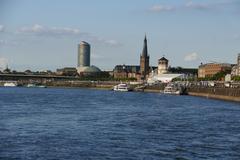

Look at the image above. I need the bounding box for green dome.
[77,66,101,73]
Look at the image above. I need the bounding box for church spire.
[142,34,148,57]
[140,34,150,80]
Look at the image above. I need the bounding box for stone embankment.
[187,87,240,102]
[46,81,118,89]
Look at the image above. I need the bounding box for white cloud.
[18,24,82,36]
[148,1,236,13]
[0,57,8,70]
[17,24,121,47]
[149,5,175,12]
[184,52,198,61]
[185,1,210,10]
[0,25,5,32]
[103,39,122,47]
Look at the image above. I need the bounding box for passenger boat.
[163,83,185,95]
[113,83,130,92]
[26,84,47,88]
[3,82,17,87]
[163,86,181,95]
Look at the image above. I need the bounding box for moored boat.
[162,83,186,95]
[26,84,47,88]
[113,83,130,92]
[3,82,17,87]
[163,86,181,95]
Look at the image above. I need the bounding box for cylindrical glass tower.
[78,41,90,67]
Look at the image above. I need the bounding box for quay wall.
[46,81,115,89]
[187,87,240,102]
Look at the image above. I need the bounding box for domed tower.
[140,35,150,80]
[78,41,90,67]
[158,57,168,75]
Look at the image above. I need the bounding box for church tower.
[140,35,150,80]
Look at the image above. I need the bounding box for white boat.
[26,84,47,88]
[26,84,36,88]
[3,82,17,87]
[163,84,182,95]
[113,83,130,92]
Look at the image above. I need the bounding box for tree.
[211,71,227,81]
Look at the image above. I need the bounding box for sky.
[0,0,240,71]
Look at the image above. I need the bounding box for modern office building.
[78,41,90,67]
[140,35,150,80]
[76,41,101,75]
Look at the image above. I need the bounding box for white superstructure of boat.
[26,84,47,88]
[113,83,130,92]
[163,83,184,95]
[3,82,17,87]
[163,86,180,95]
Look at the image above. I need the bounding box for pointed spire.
[142,34,148,57]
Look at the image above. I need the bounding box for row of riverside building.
[113,35,197,81]
[198,54,240,78]
[55,35,239,82]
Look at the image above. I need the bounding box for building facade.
[198,63,206,78]
[113,65,141,80]
[78,41,90,67]
[198,63,232,78]
[158,57,168,75]
[56,67,78,76]
[231,65,238,76]
[237,53,240,76]
[140,35,150,80]
[77,41,101,75]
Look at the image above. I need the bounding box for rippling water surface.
[0,87,240,160]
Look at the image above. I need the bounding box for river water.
[0,87,240,160]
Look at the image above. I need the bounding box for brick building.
[198,63,232,78]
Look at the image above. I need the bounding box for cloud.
[100,39,122,47]
[0,57,8,70]
[0,25,5,32]
[17,24,121,47]
[148,1,237,13]
[185,1,210,10]
[184,52,198,61]
[149,5,175,12]
[17,24,83,36]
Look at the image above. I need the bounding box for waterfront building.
[237,53,240,76]
[113,65,141,80]
[198,63,206,78]
[113,64,157,80]
[76,41,101,75]
[147,57,184,83]
[231,65,238,76]
[78,41,90,67]
[77,66,101,76]
[140,35,150,80]
[158,57,168,75]
[198,63,232,78]
[56,67,78,76]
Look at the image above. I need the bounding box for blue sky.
[0,0,240,71]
